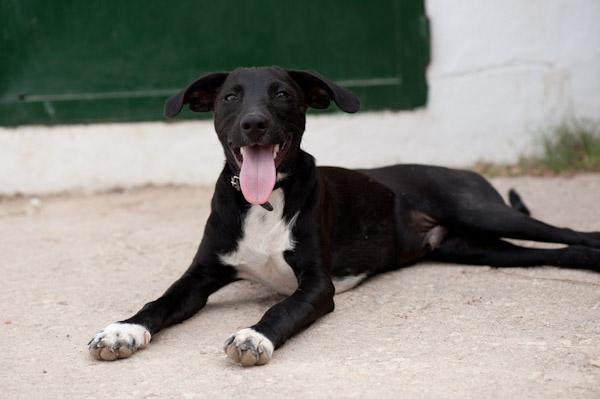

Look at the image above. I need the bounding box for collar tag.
[230,175,240,191]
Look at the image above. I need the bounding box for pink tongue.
[240,145,276,205]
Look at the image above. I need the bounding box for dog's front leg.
[224,266,334,366]
[88,263,235,361]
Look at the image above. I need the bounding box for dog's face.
[165,66,359,204]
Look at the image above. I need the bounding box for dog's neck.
[218,149,319,219]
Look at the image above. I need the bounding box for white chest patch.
[220,189,299,295]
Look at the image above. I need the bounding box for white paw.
[224,328,274,366]
[88,323,151,361]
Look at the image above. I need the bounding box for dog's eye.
[275,91,289,99]
[223,93,238,102]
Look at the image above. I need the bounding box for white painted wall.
[1,0,599,195]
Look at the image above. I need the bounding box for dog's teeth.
[273,144,280,159]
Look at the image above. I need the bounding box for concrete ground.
[1,174,599,399]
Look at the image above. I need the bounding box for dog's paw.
[88,323,151,361]
[224,328,274,366]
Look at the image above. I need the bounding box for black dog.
[89,66,600,366]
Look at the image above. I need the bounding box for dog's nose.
[240,113,269,141]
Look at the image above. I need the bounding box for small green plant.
[538,121,600,173]
[473,120,600,177]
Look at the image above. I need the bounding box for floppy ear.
[164,72,229,118]
[287,69,360,113]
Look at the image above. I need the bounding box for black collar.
[230,175,286,212]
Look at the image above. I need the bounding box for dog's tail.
[508,189,530,216]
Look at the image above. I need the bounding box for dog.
[88,66,600,366]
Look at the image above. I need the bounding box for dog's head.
[164,66,359,205]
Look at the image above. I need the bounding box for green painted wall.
[0,1,429,126]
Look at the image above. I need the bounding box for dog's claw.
[223,335,235,351]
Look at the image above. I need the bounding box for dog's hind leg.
[449,204,600,249]
[427,235,600,272]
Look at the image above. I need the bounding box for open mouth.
[230,140,290,168]
[228,140,290,205]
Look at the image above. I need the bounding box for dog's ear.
[164,72,229,118]
[287,70,360,113]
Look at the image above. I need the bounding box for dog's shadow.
[203,280,285,312]
[146,281,285,345]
